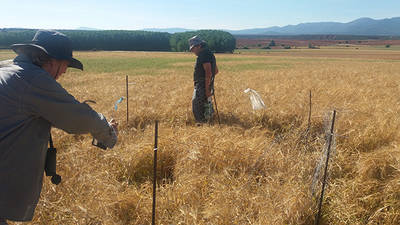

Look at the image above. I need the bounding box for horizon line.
[1,16,399,32]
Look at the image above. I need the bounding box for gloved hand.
[92,118,119,150]
[109,118,119,136]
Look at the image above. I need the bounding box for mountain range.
[74,17,400,36]
[142,28,193,33]
[141,17,400,36]
[227,17,400,36]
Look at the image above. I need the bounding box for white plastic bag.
[244,88,266,110]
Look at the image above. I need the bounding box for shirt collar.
[13,54,34,64]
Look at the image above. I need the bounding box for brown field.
[1,48,400,224]
[237,38,400,49]
[236,48,400,60]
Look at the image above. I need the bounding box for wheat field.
[1,48,400,224]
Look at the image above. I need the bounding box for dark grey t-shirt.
[193,48,216,83]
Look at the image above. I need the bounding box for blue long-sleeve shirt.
[0,55,117,221]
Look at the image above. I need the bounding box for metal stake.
[213,93,221,125]
[315,110,337,225]
[152,121,159,225]
[305,90,312,145]
[126,75,129,125]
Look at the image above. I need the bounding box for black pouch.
[45,133,61,185]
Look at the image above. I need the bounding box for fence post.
[315,110,337,225]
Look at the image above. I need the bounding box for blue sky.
[1,0,399,30]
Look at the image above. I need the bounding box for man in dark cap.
[189,35,219,123]
[0,30,118,224]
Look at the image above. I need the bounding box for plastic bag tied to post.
[244,88,266,110]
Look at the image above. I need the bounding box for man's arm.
[203,62,213,98]
[23,72,117,148]
[215,64,219,75]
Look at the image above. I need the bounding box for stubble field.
[1,47,400,224]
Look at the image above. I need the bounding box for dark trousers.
[192,82,207,123]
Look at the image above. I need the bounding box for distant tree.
[308,42,319,49]
[269,40,276,47]
[170,30,236,53]
[0,29,171,51]
[262,46,271,49]
[0,29,35,48]
[284,46,291,49]
[0,29,236,52]
[386,44,391,48]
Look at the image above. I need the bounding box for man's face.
[191,45,202,56]
[43,59,69,80]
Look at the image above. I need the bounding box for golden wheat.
[2,49,400,225]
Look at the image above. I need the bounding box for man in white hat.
[0,30,118,224]
[189,35,219,123]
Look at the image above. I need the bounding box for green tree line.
[0,29,236,52]
[170,30,236,53]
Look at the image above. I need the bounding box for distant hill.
[142,28,194,33]
[3,17,399,36]
[227,17,400,36]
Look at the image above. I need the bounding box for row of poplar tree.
[0,29,236,53]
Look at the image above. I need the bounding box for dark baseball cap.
[189,35,206,51]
